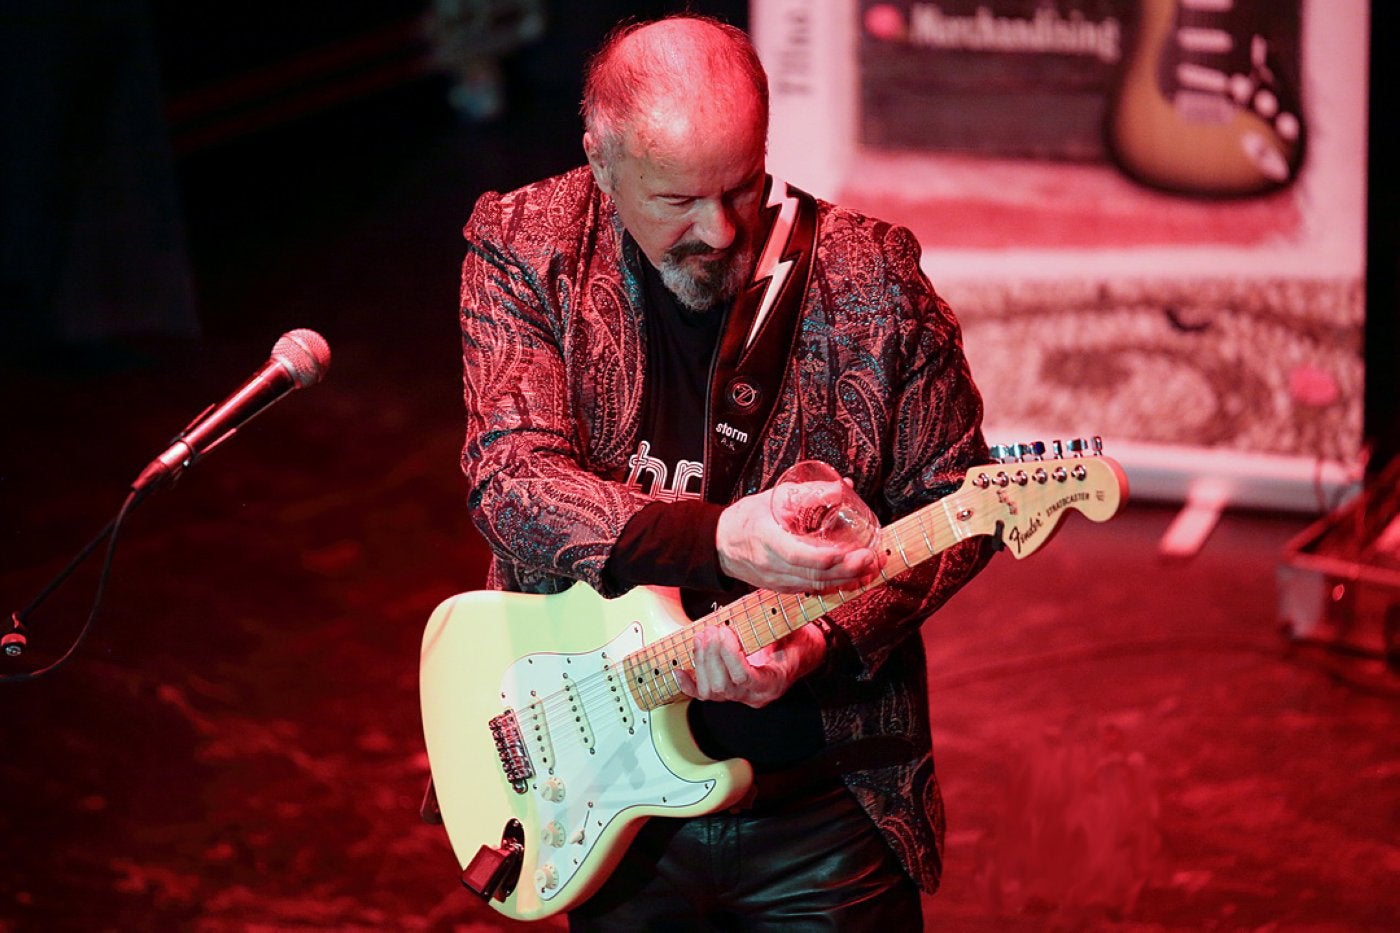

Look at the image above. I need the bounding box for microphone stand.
[3,328,330,679]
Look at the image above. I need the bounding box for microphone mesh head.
[272,329,331,388]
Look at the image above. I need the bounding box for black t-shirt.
[638,256,720,484]
[618,258,824,773]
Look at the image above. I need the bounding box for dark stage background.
[2,2,1396,929]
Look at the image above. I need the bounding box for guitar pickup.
[461,819,524,902]
[559,675,596,753]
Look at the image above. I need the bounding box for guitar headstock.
[955,438,1128,559]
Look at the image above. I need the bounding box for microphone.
[132,329,331,492]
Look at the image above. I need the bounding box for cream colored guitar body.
[420,582,751,922]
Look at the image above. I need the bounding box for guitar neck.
[621,487,976,712]
[619,449,1127,713]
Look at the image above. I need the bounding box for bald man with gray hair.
[454,13,991,930]
[581,17,769,163]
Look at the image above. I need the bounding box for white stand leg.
[1160,478,1232,558]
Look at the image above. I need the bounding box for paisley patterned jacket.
[458,165,991,892]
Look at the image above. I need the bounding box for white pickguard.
[500,624,717,902]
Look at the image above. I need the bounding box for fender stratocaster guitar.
[420,442,1128,921]
[1108,0,1304,197]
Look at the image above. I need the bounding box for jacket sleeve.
[822,223,994,679]
[458,190,653,594]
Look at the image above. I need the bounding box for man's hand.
[674,622,825,708]
[716,486,884,593]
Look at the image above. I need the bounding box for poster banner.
[805,0,1367,477]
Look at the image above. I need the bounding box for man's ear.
[583,132,613,196]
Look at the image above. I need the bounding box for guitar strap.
[703,176,818,505]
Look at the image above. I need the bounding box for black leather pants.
[568,783,923,932]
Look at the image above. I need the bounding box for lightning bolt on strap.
[702,176,818,505]
[745,180,801,354]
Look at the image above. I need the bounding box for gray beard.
[659,243,753,312]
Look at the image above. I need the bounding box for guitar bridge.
[489,710,535,793]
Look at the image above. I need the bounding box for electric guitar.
[1108,0,1304,196]
[419,443,1128,921]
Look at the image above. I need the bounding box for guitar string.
[527,484,983,724]
[513,589,840,748]
[527,481,983,723]
[504,465,1106,756]
[512,498,968,738]
[623,462,1111,710]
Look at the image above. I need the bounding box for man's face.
[587,102,766,311]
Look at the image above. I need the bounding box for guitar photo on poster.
[1108,0,1306,197]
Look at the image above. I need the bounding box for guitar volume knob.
[535,862,560,892]
[540,776,566,802]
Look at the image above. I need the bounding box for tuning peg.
[1091,436,1104,456]
[989,444,1014,463]
[1029,440,1047,460]
[1067,438,1089,456]
[1050,439,1065,458]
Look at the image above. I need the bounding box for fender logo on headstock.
[1005,514,1043,554]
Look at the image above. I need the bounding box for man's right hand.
[715,487,885,593]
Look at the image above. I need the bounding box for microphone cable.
[2,488,142,683]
